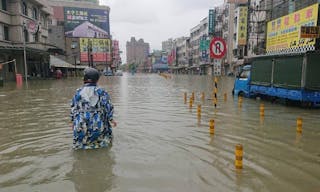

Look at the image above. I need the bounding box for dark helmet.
[83,67,100,83]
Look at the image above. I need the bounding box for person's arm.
[110,119,117,127]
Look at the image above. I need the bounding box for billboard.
[153,55,168,70]
[227,0,248,4]
[237,6,248,45]
[79,38,111,62]
[266,3,319,52]
[64,7,110,38]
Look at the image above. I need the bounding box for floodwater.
[0,73,319,192]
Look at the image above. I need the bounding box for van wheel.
[238,92,244,97]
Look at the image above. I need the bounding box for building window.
[34,33,38,42]
[1,0,7,11]
[32,7,38,20]
[4,25,9,40]
[24,29,29,42]
[22,2,27,15]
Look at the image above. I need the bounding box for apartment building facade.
[126,37,150,70]
[189,17,209,75]
[0,0,53,81]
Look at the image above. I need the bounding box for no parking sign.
[209,37,227,59]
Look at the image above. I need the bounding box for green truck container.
[250,52,320,91]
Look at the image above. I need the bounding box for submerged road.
[0,73,319,192]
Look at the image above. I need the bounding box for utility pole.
[74,55,77,76]
[23,21,28,83]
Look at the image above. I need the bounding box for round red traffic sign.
[210,37,227,59]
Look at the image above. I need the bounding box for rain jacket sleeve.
[98,88,114,122]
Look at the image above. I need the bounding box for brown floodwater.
[0,73,319,192]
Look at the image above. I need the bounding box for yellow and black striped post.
[201,92,205,101]
[184,92,187,104]
[209,119,215,134]
[297,117,303,133]
[260,103,265,116]
[197,104,201,117]
[214,77,218,108]
[235,144,243,169]
[189,97,193,108]
[192,91,195,102]
[238,96,243,108]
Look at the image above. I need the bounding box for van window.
[239,70,250,78]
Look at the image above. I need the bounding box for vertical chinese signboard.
[266,3,318,53]
[79,38,111,62]
[237,6,248,45]
[208,9,215,35]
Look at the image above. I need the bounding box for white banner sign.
[213,59,221,76]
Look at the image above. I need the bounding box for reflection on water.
[0,74,319,192]
[68,149,115,192]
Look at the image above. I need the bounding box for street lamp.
[71,41,77,76]
[87,39,92,67]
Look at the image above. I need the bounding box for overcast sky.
[100,0,224,63]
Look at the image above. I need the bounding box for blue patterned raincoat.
[71,83,114,149]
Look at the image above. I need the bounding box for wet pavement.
[0,73,319,192]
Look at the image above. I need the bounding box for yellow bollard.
[214,77,218,83]
[209,119,215,134]
[214,87,218,94]
[296,117,302,133]
[192,92,195,101]
[214,97,217,107]
[201,92,205,101]
[184,92,187,104]
[197,104,201,117]
[238,96,243,108]
[260,103,265,116]
[235,144,243,169]
[224,93,227,102]
[189,97,193,108]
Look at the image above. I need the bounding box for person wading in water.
[70,67,117,149]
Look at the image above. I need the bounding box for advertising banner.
[266,3,318,52]
[237,6,248,45]
[79,38,111,62]
[227,0,248,4]
[153,55,168,70]
[64,7,110,38]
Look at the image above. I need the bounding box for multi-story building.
[189,17,209,75]
[162,38,174,55]
[126,37,149,71]
[0,0,54,81]
[247,0,267,57]
[48,0,111,71]
[112,40,122,70]
[174,37,189,74]
[221,3,235,75]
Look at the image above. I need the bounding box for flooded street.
[0,73,320,192]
